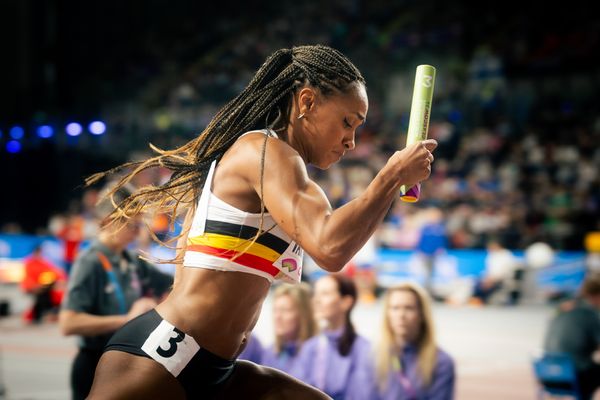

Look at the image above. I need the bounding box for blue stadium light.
[66,122,83,136]
[88,121,106,135]
[9,126,24,140]
[37,125,54,138]
[6,140,22,153]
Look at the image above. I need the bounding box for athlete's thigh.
[214,360,331,400]
[88,350,186,400]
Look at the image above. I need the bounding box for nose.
[343,137,355,150]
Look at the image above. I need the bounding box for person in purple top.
[238,333,264,364]
[374,282,455,400]
[261,283,317,374]
[292,274,377,400]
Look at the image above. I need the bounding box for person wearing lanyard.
[59,184,174,400]
[261,283,317,375]
[292,274,376,400]
[373,282,455,400]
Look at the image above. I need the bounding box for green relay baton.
[400,64,436,202]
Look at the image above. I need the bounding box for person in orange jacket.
[21,244,67,323]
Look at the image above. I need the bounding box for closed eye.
[343,118,352,129]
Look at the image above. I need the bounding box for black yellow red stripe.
[203,220,289,254]
[186,244,280,277]
[187,233,280,261]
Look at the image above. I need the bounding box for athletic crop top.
[183,129,303,284]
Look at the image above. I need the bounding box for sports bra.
[183,129,303,284]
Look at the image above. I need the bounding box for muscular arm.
[238,134,436,272]
[268,156,398,271]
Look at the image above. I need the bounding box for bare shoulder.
[221,131,308,187]
[235,131,303,163]
[212,131,309,213]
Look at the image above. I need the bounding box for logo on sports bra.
[281,258,298,272]
[273,241,303,282]
[291,243,302,255]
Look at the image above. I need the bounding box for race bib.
[142,320,200,377]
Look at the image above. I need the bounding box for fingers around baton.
[422,139,438,151]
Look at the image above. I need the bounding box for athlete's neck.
[285,121,312,165]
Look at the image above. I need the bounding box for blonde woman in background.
[374,282,455,400]
[261,283,317,374]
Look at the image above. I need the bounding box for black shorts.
[105,309,235,398]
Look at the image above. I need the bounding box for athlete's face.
[386,289,423,344]
[301,83,368,169]
[273,294,300,341]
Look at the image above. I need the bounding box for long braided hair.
[87,45,365,254]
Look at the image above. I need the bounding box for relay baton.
[399,64,436,202]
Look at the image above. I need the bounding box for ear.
[297,87,316,115]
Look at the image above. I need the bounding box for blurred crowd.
[2,3,598,252]
[13,2,594,254]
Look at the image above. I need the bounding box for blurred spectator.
[237,334,264,364]
[344,236,378,303]
[80,189,101,240]
[150,213,171,242]
[261,283,317,375]
[471,239,520,305]
[374,283,455,399]
[20,244,67,324]
[57,214,85,275]
[0,222,23,234]
[543,273,600,400]
[58,183,173,400]
[584,231,600,274]
[292,274,376,399]
[416,207,448,296]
